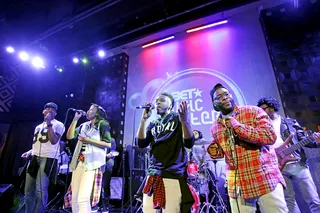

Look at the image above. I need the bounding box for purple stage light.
[19,52,29,61]
[32,57,45,68]
[98,50,105,57]
[73,57,79,63]
[6,46,14,53]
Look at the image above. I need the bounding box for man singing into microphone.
[207,84,288,213]
[136,92,195,213]
[21,102,65,213]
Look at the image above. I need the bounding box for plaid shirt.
[143,175,166,209]
[208,105,285,199]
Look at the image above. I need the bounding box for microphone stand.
[48,152,72,213]
[121,142,126,213]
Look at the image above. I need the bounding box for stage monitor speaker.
[110,177,123,200]
[0,184,24,213]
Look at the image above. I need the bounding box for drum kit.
[186,140,229,213]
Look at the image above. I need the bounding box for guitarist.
[258,96,320,213]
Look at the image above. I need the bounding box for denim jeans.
[282,163,320,213]
[24,157,50,213]
[71,161,96,213]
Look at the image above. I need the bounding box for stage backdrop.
[124,8,283,145]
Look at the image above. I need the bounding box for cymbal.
[206,158,224,161]
[194,140,212,145]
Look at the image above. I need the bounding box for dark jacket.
[280,117,319,164]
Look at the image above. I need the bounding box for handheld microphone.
[136,104,154,110]
[70,108,86,116]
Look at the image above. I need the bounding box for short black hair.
[160,92,175,109]
[210,83,227,102]
[257,96,280,112]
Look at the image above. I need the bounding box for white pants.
[229,183,288,213]
[143,178,182,213]
[71,161,95,213]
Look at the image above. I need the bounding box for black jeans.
[101,158,114,206]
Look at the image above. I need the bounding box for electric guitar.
[106,150,119,159]
[275,134,315,170]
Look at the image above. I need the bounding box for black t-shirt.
[137,112,194,178]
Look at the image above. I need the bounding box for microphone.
[70,108,86,116]
[65,147,72,156]
[136,104,154,110]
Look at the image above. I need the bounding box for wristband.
[47,124,53,128]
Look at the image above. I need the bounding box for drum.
[187,161,199,179]
[188,183,200,213]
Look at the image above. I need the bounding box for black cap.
[210,83,226,101]
[44,102,58,111]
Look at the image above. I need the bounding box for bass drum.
[186,161,199,180]
[188,183,200,213]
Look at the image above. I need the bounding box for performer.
[207,83,288,213]
[57,141,70,175]
[65,103,112,213]
[136,92,195,213]
[21,102,65,213]
[257,96,320,213]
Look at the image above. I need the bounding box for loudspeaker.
[110,177,123,199]
[0,184,24,213]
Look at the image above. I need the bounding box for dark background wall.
[261,0,320,132]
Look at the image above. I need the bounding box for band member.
[22,102,65,213]
[66,103,112,213]
[258,96,320,213]
[207,83,288,213]
[136,92,195,213]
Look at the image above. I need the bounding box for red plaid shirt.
[208,105,285,199]
[143,176,166,209]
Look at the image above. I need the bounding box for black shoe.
[101,205,109,213]
[91,205,99,212]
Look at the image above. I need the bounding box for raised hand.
[44,112,53,125]
[142,101,153,121]
[73,111,83,121]
[178,100,189,123]
[314,132,320,144]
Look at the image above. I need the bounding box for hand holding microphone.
[70,108,86,121]
[138,102,154,121]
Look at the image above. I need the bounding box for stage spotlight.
[58,68,63,72]
[82,58,88,64]
[98,50,105,57]
[19,52,29,61]
[6,46,14,53]
[32,57,45,68]
[73,57,79,63]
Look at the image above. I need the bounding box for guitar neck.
[284,135,314,155]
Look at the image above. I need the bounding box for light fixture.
[142,36,175,48]
[98,50,105,57]
[73,57,79,63]
[32,57,45,68]
[19,51,29,61]
[82,58,88,64]
[6,46,14,53]
[186,20,228,33]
